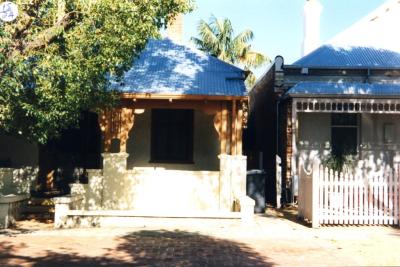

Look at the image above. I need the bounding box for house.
[247,0,400,225]
[75,36,249,214]
[0,16,255,228]
[58,35,254,226]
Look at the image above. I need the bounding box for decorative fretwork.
[294,98,400,113]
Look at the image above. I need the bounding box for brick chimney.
[302,0,323,56]
[167,14,183,42]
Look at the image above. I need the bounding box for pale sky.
[183,0,387,74]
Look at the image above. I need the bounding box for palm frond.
[242,51,269,68]
[190,37,206,50]
[196,19,219,54]
[245,71,257,89]
[190,15,269,70]
[233,30,254,46]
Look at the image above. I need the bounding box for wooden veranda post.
[231,100,237,155]
[236,103,243,155]
[221,102,228,155]
[98,107,134,153]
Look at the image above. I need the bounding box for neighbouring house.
[247,0,400,226]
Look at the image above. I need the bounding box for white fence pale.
[298,161,400,227]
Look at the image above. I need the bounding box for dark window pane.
[331,127,357,156]
[151,109,194,163]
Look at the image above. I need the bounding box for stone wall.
[0,194,30,228]
[70,153,247,213]
[0,167,37,195]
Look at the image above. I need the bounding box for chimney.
[167,14,184,42]
[302,0,323,56]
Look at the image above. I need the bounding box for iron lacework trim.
[293,98,400,114]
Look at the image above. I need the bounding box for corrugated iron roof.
[287,82,400,98]
[293,45,400,68]
[293,0,400,68]
[110,38,247,96]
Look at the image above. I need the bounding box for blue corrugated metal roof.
[110,38,247,96]
[287,82,400,97]
[293,45,400,68]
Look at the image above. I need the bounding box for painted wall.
[297,113,331,168]
[0,134,38,168]
[360,113,400,166]
[126,109,220,171]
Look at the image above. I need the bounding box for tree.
[0,0,193,144]
[190,15,268,88]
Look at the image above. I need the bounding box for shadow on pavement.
[260,206,311,227]
[0,229,274,266]
[0,216,54,237]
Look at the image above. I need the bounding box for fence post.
[311,159,320,228]
[276,155,282,209]
[297,161,305,219]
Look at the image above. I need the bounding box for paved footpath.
[1,210,400,266]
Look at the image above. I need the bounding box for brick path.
[1,208,400,266]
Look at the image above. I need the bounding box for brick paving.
[0,208,400,266]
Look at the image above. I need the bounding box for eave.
[120,93,248,101]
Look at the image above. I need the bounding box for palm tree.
[191,15,269,87]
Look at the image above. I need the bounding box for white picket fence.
[298,161,400,227]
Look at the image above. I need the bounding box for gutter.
[287,94,400,99]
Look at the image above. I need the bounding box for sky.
[183,0,387,75]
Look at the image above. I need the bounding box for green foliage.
[190,15,269,88]
[323,152,355,173]
[0,0,193,144]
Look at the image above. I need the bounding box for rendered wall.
[297,113,331,168]
[75,170,221,212]
[72,153,247,213]
[126,110,220,171]
[360,113,400,166]
[102,169,220,211]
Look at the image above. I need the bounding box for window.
[151,109,194,163]
[331,113,358,157]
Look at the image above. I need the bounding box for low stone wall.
[0,168,35,229]
[62,152,253,228]
[53,197,255,228]
[71,169,221,212]
[104,169,221,211]
[70,169,103,210]
[0,167,37,195]
[0,194,30,228]
[53,195,84,228]
[70,153,248,213]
